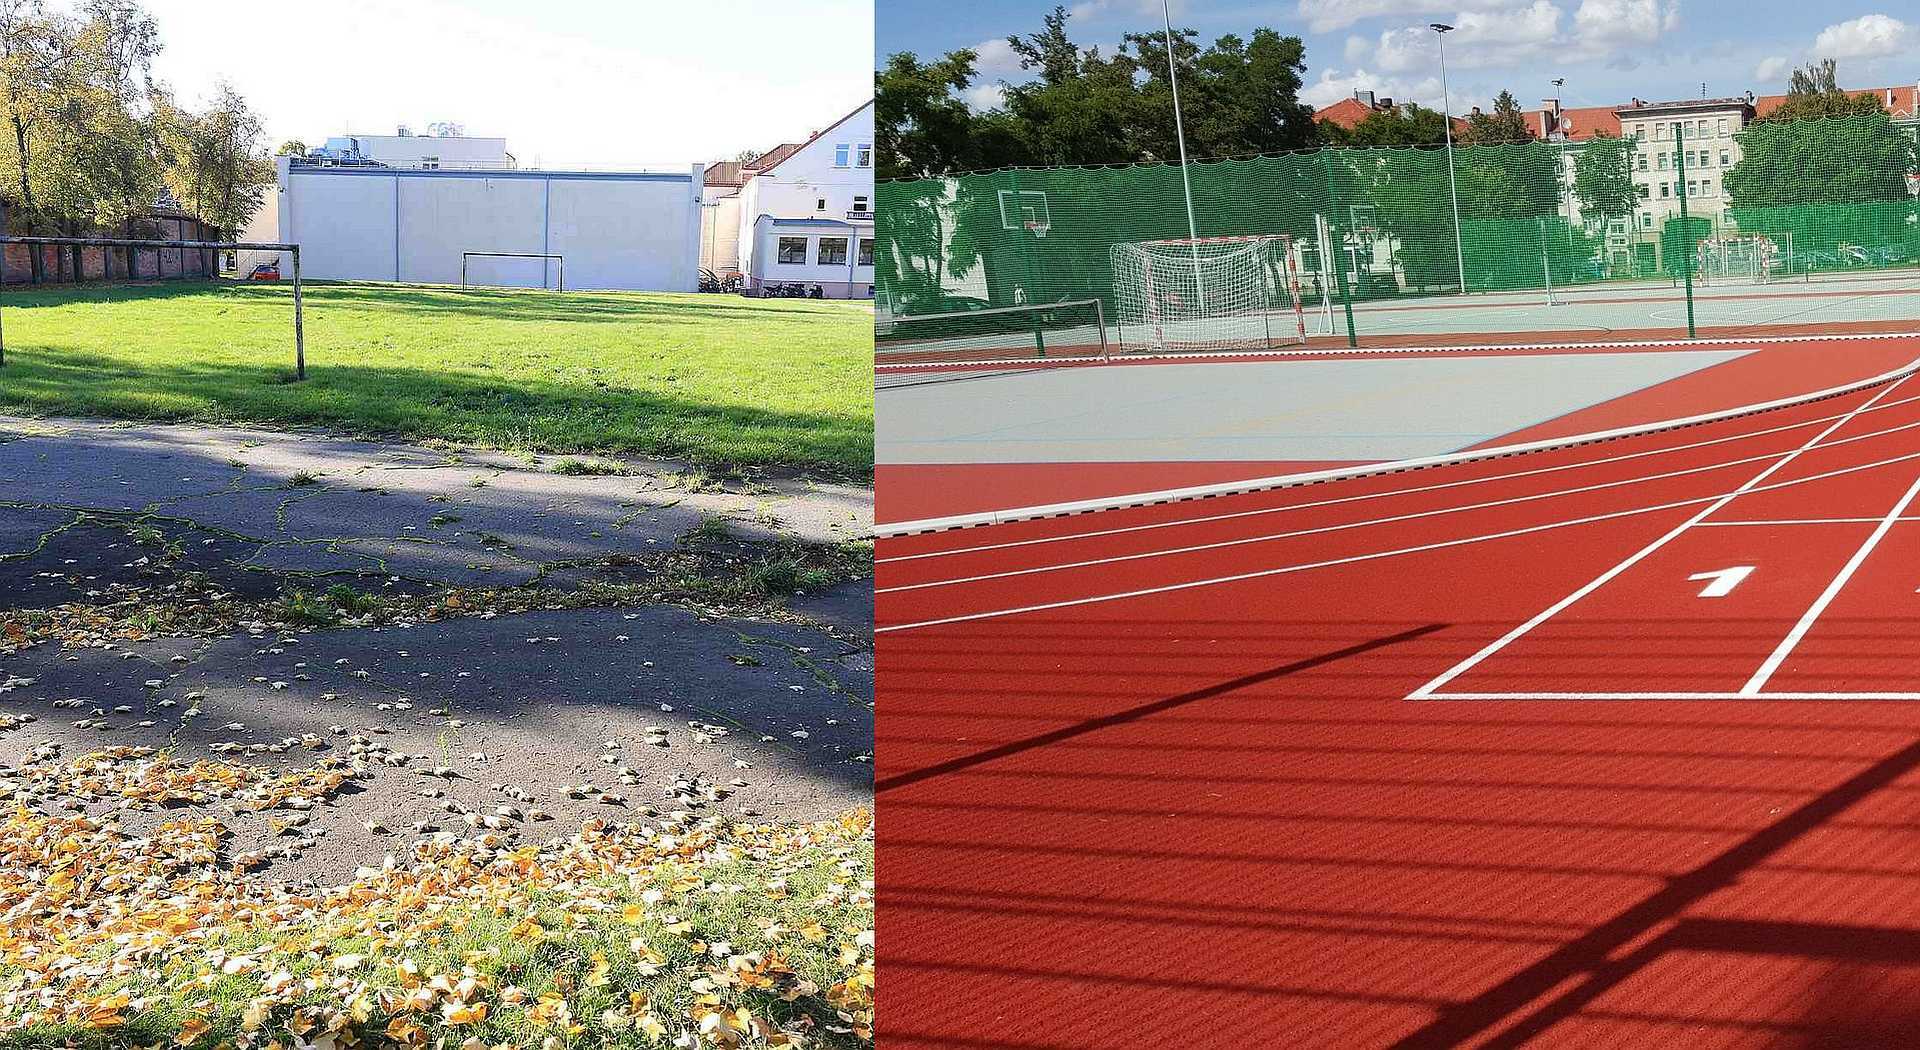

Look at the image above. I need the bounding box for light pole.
[1431,23,1467,294]
[1162,0,1203,306]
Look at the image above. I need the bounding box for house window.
[1720,150,1730,165]
[853,195,869,213]
[817,237,848,266]
[777,237,807,265]
[1642,213,1653,229]
[833,143,850,167]
[1638,184,1650,199]
[1656,152,1666,170]
[421,156,439,170]
[1717,118,1727,136]
[858,237,874,266]
[817,197,827,211]
[1634,124,1645,140]
[1638,154,1648,171]
[1659,183,1669,198]
[856,143,872,167]
[1701,178,1713,196]
[1655,122,1665,138]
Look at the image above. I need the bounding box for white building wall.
[702,193,743,272]
[279,162,704,292]
[746,216,875,298]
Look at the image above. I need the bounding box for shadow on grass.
[0,347,873,477]
[0,277,868,327]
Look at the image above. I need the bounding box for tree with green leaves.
[1460,90,1533,145]
[153,80,272,238]
[1319,103,1449,147]
[1761,59,1887,122]
[276,139,306,157]
[1572,131,1635,223]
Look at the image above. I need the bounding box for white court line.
[876,434,1920,634]
[879,388,1920,566]
[1739,472,1920,695]
[1403,374,1915,700]
[878,409,1920,595]
[1419,691,1920,701]
[879,351,1920,536]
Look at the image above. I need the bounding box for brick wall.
[0,211,221,284]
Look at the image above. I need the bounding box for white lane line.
[1420,691,1920,701]
[879,409,1920,596]
[880,389,1920,566]
[1403,375,1914,700]
[876,434,1920,634]
[1738,471,1920,695]
[1699,518,1920,527]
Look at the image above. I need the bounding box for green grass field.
[0,281,872,476]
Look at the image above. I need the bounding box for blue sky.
[877,1,1919,118]
[137,0,872,170]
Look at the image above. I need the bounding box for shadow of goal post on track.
[0,235,307,380]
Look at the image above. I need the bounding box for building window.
[1638,154,1648,171]
[1717,118,1728,136]
[1659,183,1669,198]
[777,237,807,265]
[856,143,872,168]
[1701,178,1713,196]
[1656,152,1667,170]
[817,237,848,266]
[1655,122,1665,138]
[1638,184,1650,199]
[853,195,869,213]
[1634,124,1645,140]
[1720,150,1730,165]
[833,143,850,167]
[858,238,874,266]
[421,157,439,170]
[1642,213,1653,229]
[816,197,826,211]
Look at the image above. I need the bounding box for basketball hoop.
[1025,220,1049,239]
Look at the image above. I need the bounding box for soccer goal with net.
[1697,234,1790,284]
[1110,235,1314,353]
[461,251,565,291]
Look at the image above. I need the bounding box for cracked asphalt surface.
[0,414,874,883]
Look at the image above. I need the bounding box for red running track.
[876,341,1920,1048]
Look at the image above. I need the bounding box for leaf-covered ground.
[0,747,873,1048]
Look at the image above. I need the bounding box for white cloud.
[964,83,1008,111]
[1343,35,1371,64]
[1368,0,1676,74]
[1812,14,1913,60]
[971,38,1023,79]
[1294,0,1537,34]
[1754,55,1791,83]
[1301,67,1446,111]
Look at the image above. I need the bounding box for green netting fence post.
[1320,150,1358,347]
[1674,125,1696,339]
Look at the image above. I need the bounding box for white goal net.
[1697,234,1789,284]
[1110,235,1311,353]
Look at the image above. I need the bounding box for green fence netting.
[877,112,1920,346]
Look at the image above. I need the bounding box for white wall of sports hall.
[273,158,706,292]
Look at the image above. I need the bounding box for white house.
[734,101,875,298]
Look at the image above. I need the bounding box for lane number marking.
[1689,565,1755,598]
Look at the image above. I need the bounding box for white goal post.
[1110,235,1316,353]
[461,251,565,291]
[1697,233,1791,284]
[0,235,306,379]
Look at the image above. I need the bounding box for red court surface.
[877,334,1920,1048]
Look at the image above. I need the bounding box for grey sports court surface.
[877,346,1750,464]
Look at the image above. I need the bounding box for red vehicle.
[245,262,280,281]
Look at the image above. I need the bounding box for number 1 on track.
[1689,565,1755,598]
